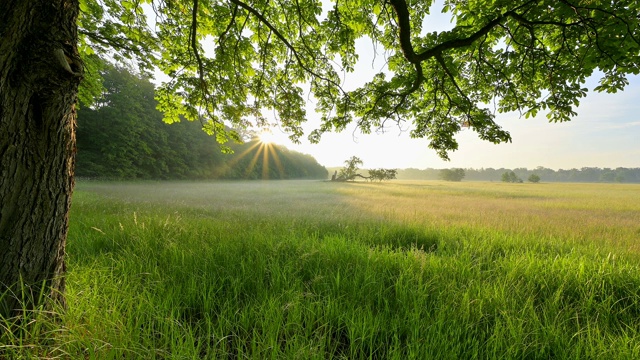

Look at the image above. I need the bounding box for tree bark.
[0,0,81,318]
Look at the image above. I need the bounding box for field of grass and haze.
[3,180,640,359]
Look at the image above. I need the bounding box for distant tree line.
[396,167,640,183]
[76,64,327,180]
[439,168,465,182]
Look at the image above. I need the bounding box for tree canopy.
[338,156,365,181]
[528,174,541,183]
[78,0,640,158]
[368,168,398,182]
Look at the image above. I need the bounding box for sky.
[256,1,640,170]
[154,0,640,170]
[270,73,640,170]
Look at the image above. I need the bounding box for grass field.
[2,180,640,359]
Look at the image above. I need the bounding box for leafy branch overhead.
[79,0,640,159]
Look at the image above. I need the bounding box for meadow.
[2,180,640,359]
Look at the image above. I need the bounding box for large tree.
[2,0,639,316]
[1,0,83,317]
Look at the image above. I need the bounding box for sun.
[259,130,278,144]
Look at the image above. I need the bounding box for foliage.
[77,0,640,159]
[77,64,327,180]
[77,54,105,107]
[337,156,363,181]
[439,168,466,182]
[599,171,625,183]
[368,168,398,182]
[334,157,395,182]
[502,171,523,183]
[528,174,541,183]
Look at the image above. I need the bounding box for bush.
[502,171,522,183]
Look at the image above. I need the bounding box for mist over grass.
[3,180,640,358]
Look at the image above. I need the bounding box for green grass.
[2,180,640,359]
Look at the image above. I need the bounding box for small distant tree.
[528,174,541,183]
[368,169,382,181]
[384,169,398,181]
[338,156,363,181]
[369,168,398,182]
[439,168,465,182]
[333,157,396,182]
[502,171,522,183]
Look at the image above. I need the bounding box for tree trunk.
[0,0,81,318]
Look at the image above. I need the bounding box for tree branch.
[217,4,238,47]
[79,29,142,56]
[229,0,347,96]
[190,0,204,84]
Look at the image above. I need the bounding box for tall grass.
[2,180,640,358]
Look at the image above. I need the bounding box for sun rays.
[223,135,285,179]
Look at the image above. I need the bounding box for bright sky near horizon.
[154,0,640,170]
[259,0,640,170]
[270,73,640,170]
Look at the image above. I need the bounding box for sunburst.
[259,129,278,144]
[223,132,285,179]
